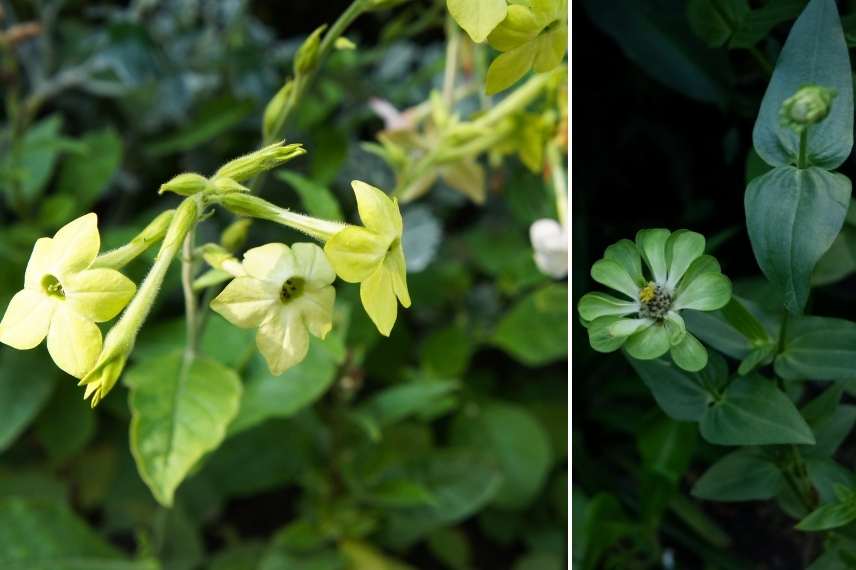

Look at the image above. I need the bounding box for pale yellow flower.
[211,242,336,375]
[0,213,136,378]
[324,181,410,337]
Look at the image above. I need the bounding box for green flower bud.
[263,81,294,141]
[780,85,837,133]
[294,25,327,76]
[199,243,244,277]
[159,173,210,196]
[220,218,252,252]
[334,36,356,50]
[213,141,306,183]
[210,176,250,194]
[216,193,343,242]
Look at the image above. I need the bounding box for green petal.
[590,259,640,300]
[47,303,101,378]
[603,239,645,287]
[577,292,638,322]
[532,22,567,72]
[487,4,541,52]
[51,213,100,276]
[0,289,55,350]
[210,277,278,328]
[624,323,671,360]
[587,316,627,353]
[24,238,55,290]
[65,268,136,322]
[360,266,398,337]
[352,180,402,238]
[663,311,687,345]
[485,42,536,95]
[294,286,335,339]
[674,273,732,311]
[385,242,411,308]
[291,242,336,288]
[670,333,708,372]
[608,318,653,338]
[665,230,705,289]
[256,309,310,375]
[242,243,296,285]
[676,255,721,297]
[324,226,388,283]
[635,228,671,284]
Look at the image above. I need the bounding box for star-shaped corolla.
[211,242,336,375]
[323,181,411,337]
[0,213,136,378]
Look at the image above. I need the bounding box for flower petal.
[603,239,644,287]
[256,309,310,375]
[352,180,402,238]
[24,238,55,290]
[635,228,670,284]
[242,243,296,284]
[294,286,335,339]
[51,213,100,276]
[673,273,732,311]
[608,318,653,338]
[47,304,101,378]
[324,226,388,283]
[665,230,705,289]
[578,292,638,322]
[385,242,411,308]
[210,276,279,328]
[64,268,136,322]
[670,333,708,372]
[624,323,671,360]
[291,242,336,287]
[0,290,55,349]
[676,255,721,296]
[663,310,687,345]
[360,266,398,336]
[587,316,627,353]
[590,259,640,300]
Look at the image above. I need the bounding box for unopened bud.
[210,176,250,194]
[220,219,252,252]
[159,173,209,196]
[214,141,306,183]
[294,25,327,76]
[335,37,356,50]
[263,81,294,141]
[199,243,245,276]
[780,85,837,134]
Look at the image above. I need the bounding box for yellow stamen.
[639,282,656,303]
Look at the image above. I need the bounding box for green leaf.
[420,324,474,377]
[629,354,726,421]
[353,379,460,440]
[745,166,851,314]
[447,0,508,42]
[700,374,815,445]
[813,224,856,286]
[686,0,750,47]
[775,316,856,381]
[492,284,568,366]
[0,348,57,453]
[752,0,853,169]
[797,495,856,531]
[807,457,856,503]
[276,170,343,221]
[637,415,696,484]
[692,448,783,501]
[128,351,242,506]
[228,337,338,436]
[729,0,807,48]
[485,42,536,96]
[0,115,68,206]
[56,127,122,210]
[34,378,96,464]
[147,97,255,157]
[719,297,770,345]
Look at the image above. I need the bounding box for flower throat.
[638,282,671,320]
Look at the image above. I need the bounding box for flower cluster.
[578,229,732,372]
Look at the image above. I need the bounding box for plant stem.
[798,129,809,169]
[442,12,460,107]
[546,142,567,227]
[181,231,198,360]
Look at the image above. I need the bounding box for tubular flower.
[0,214,136,378]
[577,229,732,372]
[211,242,336,375]
[324,181,411,336]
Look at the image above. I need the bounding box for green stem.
[468,70,555,131]
[181,231,198,360]
[546,142,567,227]
[798,129,809,169]
[442,12,460,107]
[92,210,175,270]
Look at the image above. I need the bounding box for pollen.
[639,282,672,320]
[639,282,656,303]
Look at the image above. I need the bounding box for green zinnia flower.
[578,229,732,372]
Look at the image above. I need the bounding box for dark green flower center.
[638,282,671,320]
[42,274,65,299]
[280,277,304,303]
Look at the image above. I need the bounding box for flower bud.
[214,141,306,183]
[780,85,837,133]
[159,173,210,196]
[199,243,244,277]
[217,193,343,242]
[335,37,356,50]
[294,25,327,76]
[263,81,294,141]
[220,218,252,252]
[210,176,250,194]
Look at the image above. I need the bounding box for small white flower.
[530,218,568,279]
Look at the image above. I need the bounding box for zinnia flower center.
[42,274,65,299]
[280,277,304,303]
[638,281,671,320]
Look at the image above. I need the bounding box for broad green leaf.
[147,97,255,157]
[729,0,807,48]
[128,351,242,506]
[0,115,69,206]
[700,374,815,445]
[692,448,783,501]
[447,0,508,42]
[637,415,696,484]
[34,378,96,463]
[56,127,122,210]
[745,166,851,314]
[775,316,856,380]
[420,324,474,377]
[492,284,568,366]
[752,0,853,169]
[228,338,338,436]
[276,170,343,221]
[808,457,856,504]
[353,379,459,440]
[797,496,856,531]
[0,348,57,453]
[686,0,750,47]
[485,42,536,96]
[813,225,856,286]
[629,354,726,421]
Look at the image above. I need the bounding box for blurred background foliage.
[0,0,568,568]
